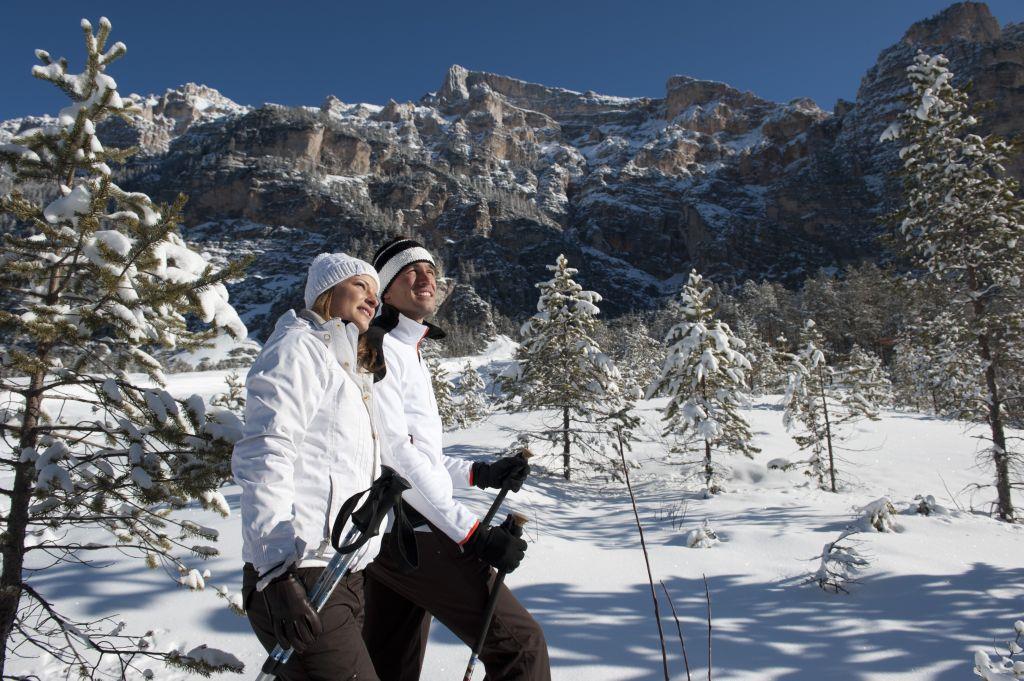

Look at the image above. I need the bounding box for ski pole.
[256,467,411,681]
[461,512,528,681]
[480,448,532,528]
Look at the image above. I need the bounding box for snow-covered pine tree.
[735,317,785,396]
[211,370,246,415]
[648,270,758,495]
[783,320,838,491]
[498,254,623,480]
[629,320,666,397]
[840,262,906,358]
[891,340,935,412]
[881,51,1024,521]
[734,279,800,347]
[455,361,489,426]
[600,314,664,399]
[0,19,247,677]
[424,351,460,430]
[801,270,849,353]
[839,345,893,411]
[783,322,883,492]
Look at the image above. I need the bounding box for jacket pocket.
[326,471,354,548]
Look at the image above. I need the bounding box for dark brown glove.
[261,568,322,653]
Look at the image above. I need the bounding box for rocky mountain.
[4,2,1024,344]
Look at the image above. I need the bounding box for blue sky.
[2,1,1023,120]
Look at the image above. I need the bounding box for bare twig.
[938,473,966,513]
[703,574,712,681]
[617,427,670,680]
[659,580,692,681]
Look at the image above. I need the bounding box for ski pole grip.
[334,466,411,553]
[502,512,528,538]
[353,466,411,534]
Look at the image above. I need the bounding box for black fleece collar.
[371,304,446,340]
[364,305,446,382]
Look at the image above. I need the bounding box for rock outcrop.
[7,2,1022,343]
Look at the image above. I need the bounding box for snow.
[43,183,92,225]
[166,332,261,371]
[0,143,41,162]
[181,645,244,672]
[4,359,1023,680]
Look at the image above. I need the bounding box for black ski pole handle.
[462,513,528,681]
[331,466,411,553]
[481,449,532,528]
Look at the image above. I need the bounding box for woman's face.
[328,274,379,332]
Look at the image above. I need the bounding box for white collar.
[390,312,430,346]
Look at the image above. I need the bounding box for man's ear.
[382,289,392,305]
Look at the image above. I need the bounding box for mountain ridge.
[3,2,1022,344]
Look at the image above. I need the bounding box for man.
[363,237,550,680]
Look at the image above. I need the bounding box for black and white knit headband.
[373,238,436,293]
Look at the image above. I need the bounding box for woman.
[232,252,383,680]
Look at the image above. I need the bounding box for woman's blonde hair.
[309,284,379,373]
[310,287,335,321]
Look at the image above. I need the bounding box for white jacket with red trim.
[369,306,479,544]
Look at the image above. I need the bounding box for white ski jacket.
[232,309,382,589]
[369,306,478,544]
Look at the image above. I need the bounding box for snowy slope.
[7,364,1023,680]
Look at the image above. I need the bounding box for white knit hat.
[303,252,380,310]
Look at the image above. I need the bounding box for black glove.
[472,456,530,492]
[261,568,322,653]
[465,523,528,573]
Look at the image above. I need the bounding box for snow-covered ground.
[7,346,1023,680]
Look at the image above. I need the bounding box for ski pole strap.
[330,466,417,572]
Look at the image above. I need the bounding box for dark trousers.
[363,529,550,681]
[242,563,380,681]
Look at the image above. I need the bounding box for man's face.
[383,261,437,322]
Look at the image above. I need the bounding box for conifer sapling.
[0,18,248,677]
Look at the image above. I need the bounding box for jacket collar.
[296,308,361,370]
[372,304,446,345]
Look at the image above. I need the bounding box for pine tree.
[425,351,460,430]
[0,19,247,676]
[735,317,785,396]
[734,280,800,346]
[783,320,839,491]
[881,51,1024,520]
[783,322,883,492]
[891,340,934,411]
[597,314,664,399]
[455,361,489,426]
[801,270,848,352]
[498,254,623,480]
[839,345,893,412]
[648,270,758,495]
[620,319,665,398]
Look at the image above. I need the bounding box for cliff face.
[4,2,1022,342]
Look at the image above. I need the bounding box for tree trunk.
[562,406,571,481]
[818,369,837,493]
[704,440,713,492]
[968,268,1014,522]
[0,369,45,675]
[977,331,1014,521]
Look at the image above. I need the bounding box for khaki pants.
[242,563,380,681]
[363,529,550,681]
